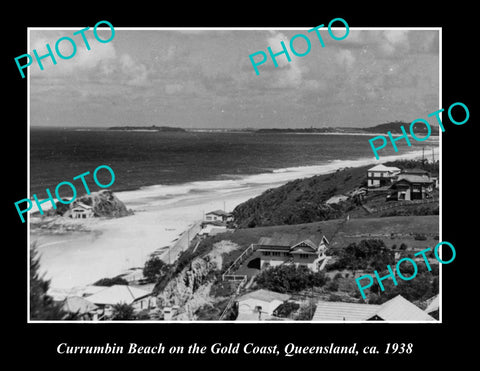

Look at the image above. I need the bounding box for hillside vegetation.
[232,160,439,228]
[233,166,369,228]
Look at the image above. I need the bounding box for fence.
[218,275,248,320]
[221,243,258,280]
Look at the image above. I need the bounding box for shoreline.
[32,147,436,297]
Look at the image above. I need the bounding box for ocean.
[30,127,439,290]
[30,128,439,198]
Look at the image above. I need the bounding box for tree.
[30,245,67,320]
[111,303,136,320]
[143,256,168,283]
[256,265,327,293]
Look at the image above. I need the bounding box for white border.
[27,26,442,324]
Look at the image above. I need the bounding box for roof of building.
[371,295,435,321]
[312,295,435,322]
[237,289,291,304]
[62,296,98,314]
[258,233,326,249]
[368,164,401,172]
[84,285,152,306]
[206,209,232,217]
[424,294,439,314]
[72,202,93,210]
[394,174,433,184]
[313,301,380,321]
[401,168,430,175]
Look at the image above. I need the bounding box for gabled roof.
[72,202,93,210]
[394,174,433,184]
[85,285,152,306]
[368,295,435,321]
[368,164,401,172]
[237,289,291,304]
[62,296,98,314]
[425,294,439,314]
[313,301,380,321]
[291,239,318,252]
[312,295,435,322]
[401,168,430,175]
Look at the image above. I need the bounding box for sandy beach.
[31,149,434,296]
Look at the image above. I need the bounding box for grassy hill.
[232,159,439,228]
[233,165,370,228]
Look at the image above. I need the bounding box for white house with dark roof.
[204,209,233,223]
[390,169,435,201]
[367,164,401,188]
[71,202,94,219]
[257,234,329,272]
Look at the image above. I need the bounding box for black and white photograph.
[27,26,441,323]
[7,6,475,364]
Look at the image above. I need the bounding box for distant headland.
[108,125,186,132]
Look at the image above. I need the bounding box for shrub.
[94,276,129,286]
[414,234,427,241]
[210,279,237,298]
[326,281,339,291]
[273,301,300,318]
[256,265,327,293]
[143,256,170,283]
[111,303,135,320]
[296,301,317,320]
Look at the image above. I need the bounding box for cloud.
[29,29,149,87]
[263,30,307,88]
[381,30,410,55]
[335,49,355,69]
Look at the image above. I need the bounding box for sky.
[29,27,439,129]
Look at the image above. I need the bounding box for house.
[198,223,228,237]
[71,202,94,219]
[367,165,401,188]
[83,285,156,317]
[62,296,99,320]
[424,294,439,319]
[257,234,329,272]
[367,295,435,321]
[390,169,435,201]
[312,295,435,322]
[236,289,291,321]
[204,210,233,224]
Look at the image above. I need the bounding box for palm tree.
[111,303,136,320]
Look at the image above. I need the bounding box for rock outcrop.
[55,190,133,218]
[157,241,239,320]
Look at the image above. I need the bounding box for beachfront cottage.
[257,234,329,272]
[312,295,435,321]
[83,285,156,318]
[71,202,94,219]
[389,169,434,201]
[62,296,99,320]
[367,165,401,188]
[236,289,291,321]
[204,210,233,224]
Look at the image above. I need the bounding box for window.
[299,254,309,259]
[263,251,271,256]
[272,252,281,257]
